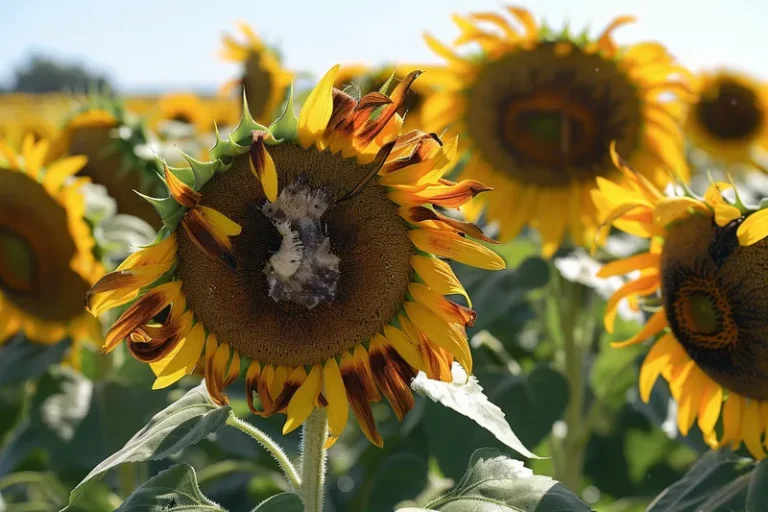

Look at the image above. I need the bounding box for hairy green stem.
[225,413,301,491]
[300,409,329,512]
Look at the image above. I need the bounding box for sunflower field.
[2,3,768,512]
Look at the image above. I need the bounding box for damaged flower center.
[262,178,341,309]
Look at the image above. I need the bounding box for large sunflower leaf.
[63,382,230,510]
[401,448,589,512]
[747,459,768,511]
[647,448,755,512]
[411,363,537,460]
[251,492,304,511]
[115,463,224,511]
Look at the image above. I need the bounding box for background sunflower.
[421,6,695,257]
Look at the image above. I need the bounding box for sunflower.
[421,6,694,257]
[219,23,293,124]
[0,136,102,346]
[85,66,504,446]
[333,65,434,133]
[58,96,165,228]
[593,143,768,459]
[685,69,768,167]
[155,93,210,133]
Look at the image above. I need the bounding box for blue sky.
[1,0,766,93]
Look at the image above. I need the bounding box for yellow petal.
[653,197,710,228]
[597,252,660,278]
[152,322,206,390]
[638,333,676,402]
[611,309,667,348]
[714,204,742,227]
[197,206,242,236]
[604,273,660,333]
[298,65,339,148]
[738,209,768,246]
[721,394,744,448]
[410,255,471,308]
[404,301,472,374]
[743,400,765,459]
[409,229,505,271]
[697,377,723,436]
[323,358,349,448]
[383,324,426,372]
[43,155,88,194]
[283,364,323,434]
[676,369,704,436]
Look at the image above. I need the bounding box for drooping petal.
[409,229,505,271]
[249,131,279,202]
[639,333,677,402]
[323,358,349,448]
[103,281,182,354]
[340,350,382,447]
[382,324,426,372]
[410,255,471,308]
[152,321,207,390]
[181,208,238,271]
[274,366,307,414]
[86,265,173,316]
[697,378,723,436]
[369,336,416,421]
[404,302,472,374]
[409,283,476,327]
[398,206,497,244]
[390,180,492,209]
[611,309,667,348]
[283,365,323,434]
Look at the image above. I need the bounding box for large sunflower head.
[0,136,102,346]
[219,23,293,124]
[86,66,505,447]
[593,144,768,459]
[57,94,165,228]
[2,97,69,154]
[333,65,434,132]
[685,69,768,166]
[422,6,694,257]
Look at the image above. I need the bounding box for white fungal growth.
[269,221,303,278]
[262,177,340,309]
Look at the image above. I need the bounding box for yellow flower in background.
[219,23,293,124]
[155,93,210,132]
[58,97,165,228]
[333,64,435,132]
[593,144,768,460]
[85,66,504,447]
[0,136,102,347]
[685,69,768,167]
[421,6,694,257]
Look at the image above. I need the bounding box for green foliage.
[115,463,225,511]
[252,492,304,511]
[404,448,591,511]
[646,449,756,511]
[63,381,230,509]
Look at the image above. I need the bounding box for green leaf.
[63,382,231,510]
[368,452,428,511]
[251,492,303,511]
[747,459,768,512]
[115,463,225,511]
[647,449,755,512]
[412,363,536,460]
[425,448,590,511]
[0,335,70,385]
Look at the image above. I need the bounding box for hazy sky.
[1,0,766,93]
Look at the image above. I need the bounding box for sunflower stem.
[225,412,301,491]
[554,271,588,494]
[299,408,329,512]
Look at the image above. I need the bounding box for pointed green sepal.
[229,91,269,145]
[208,121,229,162]
[167,165,197,189]
[269,83,299,142]
[179,152,222,189]
[135,191,184,223]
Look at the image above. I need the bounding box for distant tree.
[11,54,112,93]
